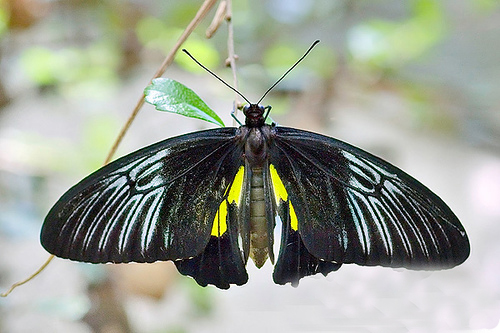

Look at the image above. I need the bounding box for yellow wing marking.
[227,165,244,204]
[269,164,298,231]
[211,166,244,237]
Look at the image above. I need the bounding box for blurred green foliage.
[135,16,182,52]
[474,0,500,12]
[79,114,121,172]
[184,278,215,317]
[21,43,121,96]
[348,0,445,72]
[7,0,498,97]
[0,2,7,37]
[10,0,463,110]
[175,38,220,73]
[135,15,220,72]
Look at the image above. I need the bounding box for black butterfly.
[41,42,470,289]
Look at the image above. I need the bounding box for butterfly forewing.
[41,128,244,263]
[269,127,469,270]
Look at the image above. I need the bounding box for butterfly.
[40,41,470,289]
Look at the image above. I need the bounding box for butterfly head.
[243,104,268,127]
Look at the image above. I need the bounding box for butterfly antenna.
[182,49,251,105]
[257,40,320,105]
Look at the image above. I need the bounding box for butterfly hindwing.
[175,202,248,289]
[273,199,342,286]
[175,166,249,289]
[41,128,244,264]
[269,126,469,270]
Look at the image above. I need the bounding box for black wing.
[174,202,248,289]
[269,126,469,270]
[41,128,244,265]
[273,199,342,286]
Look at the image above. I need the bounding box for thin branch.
[225,0,241,125]
[206,1,227,38]
[1,255,54,297]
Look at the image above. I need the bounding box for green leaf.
[144,78,225,127]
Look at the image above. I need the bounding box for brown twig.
[206,1,227,38]
[224,0,241,125]
[0,0,218,298]
[1,255,54,297]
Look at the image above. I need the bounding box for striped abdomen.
[249,167,269,268]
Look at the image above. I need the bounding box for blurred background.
[0,0,499,332]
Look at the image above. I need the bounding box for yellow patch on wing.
[211,166,244,237]
[288,202,298,231]
[227,165,244,204]
[269,164,298,231]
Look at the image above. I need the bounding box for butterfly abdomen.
[239,124,275,268]
[249,166,269,268]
